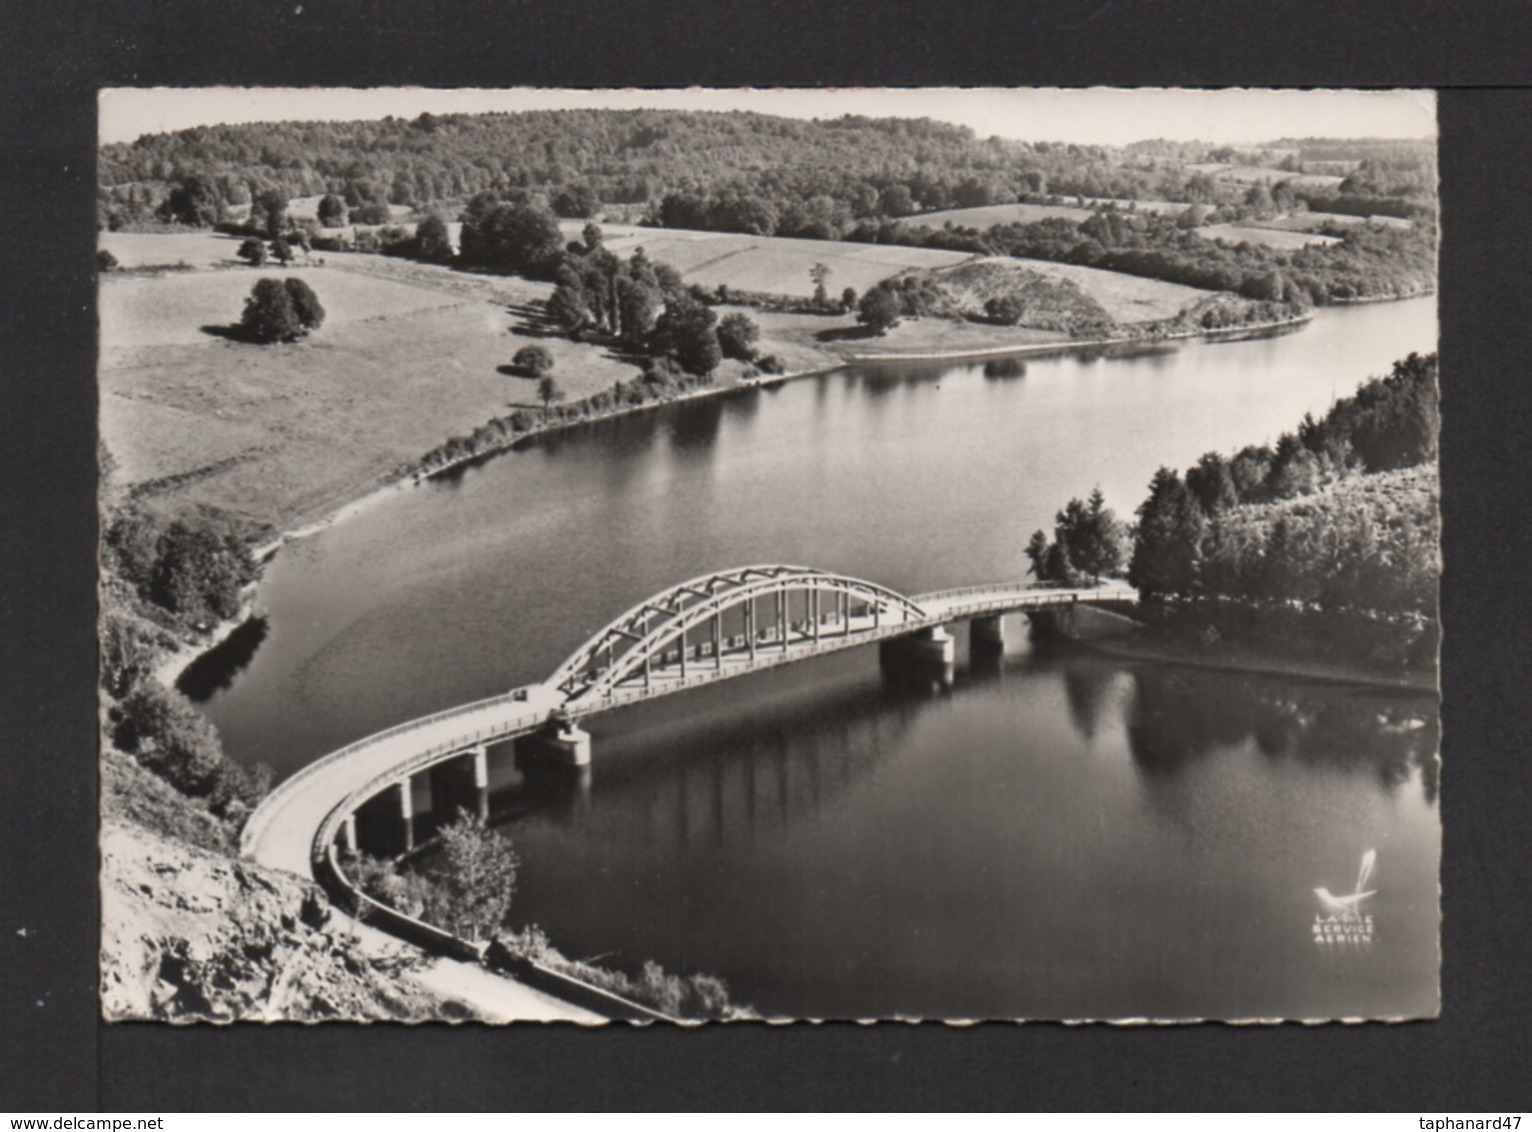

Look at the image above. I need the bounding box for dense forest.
[1031,353,1439,671]
[98,109,1437,233]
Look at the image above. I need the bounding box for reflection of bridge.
[241,565,1133,881]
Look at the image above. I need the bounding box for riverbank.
[838,311,1313,364]
[402,308,1310,487]
[1065,616,1437,694]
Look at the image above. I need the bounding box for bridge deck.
[241,581,1131,879]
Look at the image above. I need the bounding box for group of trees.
[854,273,949,333]
[101,505,272,816]
[539,222,760,377]
[352,811,520,944]
[105,506,259,631]
[1127,352,1439,612]
[459,192,564,276]
[1025,488,1129,585]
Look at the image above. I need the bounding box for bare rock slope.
[100,818,474,1022]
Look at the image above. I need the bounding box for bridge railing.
[915,582,1130,605]
[240,685,547,857]
[307,708,555,863]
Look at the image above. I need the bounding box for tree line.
[1025,353,1438,670]
[845,209,1436,307]
[1126,352,1439,616]
[98,108,1434,232]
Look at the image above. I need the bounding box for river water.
[197,296,1440,1019]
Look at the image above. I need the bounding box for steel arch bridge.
[546,564,928,708]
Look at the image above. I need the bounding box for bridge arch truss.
[546,564,927,707]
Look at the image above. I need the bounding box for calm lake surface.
[199,296,1440,1019]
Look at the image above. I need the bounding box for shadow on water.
[176,616,269,703]
[982,357,1027,379]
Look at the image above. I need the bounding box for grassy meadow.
[909,202,1097,230]
[563,222,972,298]
[98,237,653,533]
[1196,224,1342,251]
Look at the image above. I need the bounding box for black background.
[3,0,1530,1112]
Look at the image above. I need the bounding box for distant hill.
[101,109,1397,232]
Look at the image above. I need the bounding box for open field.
[1186,163,1346,191]
[1261,211,1413,232]
[99,241,651,532]
[100,266,467,353]
[99,230,253,269]
[907,202,1096,230]
[562,222,972,298]
[966,256,1211,323]
[1197,224,1342,251]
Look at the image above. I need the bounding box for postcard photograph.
[96,87,1439,1024]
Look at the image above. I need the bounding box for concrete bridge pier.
[970,614,1006,655]
[394,777,415,855]
[429,745,490,823]
[517,720,594,767]
[880,625,956,667]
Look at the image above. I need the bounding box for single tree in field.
[240,277,323,343]
[513,344,555,378]
[241,278,302,342]
[424,811,520,943]
[270,238,293,266]
[857,286,903,334]
[841,286,858,313]
[716,312,760,361]
[97,249,119,272]
[317,193,348,227]
[809,262,832,310]
[537,375,563,407]
[237,238,267,266]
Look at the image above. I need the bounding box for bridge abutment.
[517,721,594,767]
[880,624,956,666]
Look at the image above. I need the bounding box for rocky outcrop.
[100,820,478,1022]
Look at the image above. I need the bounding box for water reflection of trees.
[1121,665,1439,801]
[176,616,269,703]
[1061,663,1123,740]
